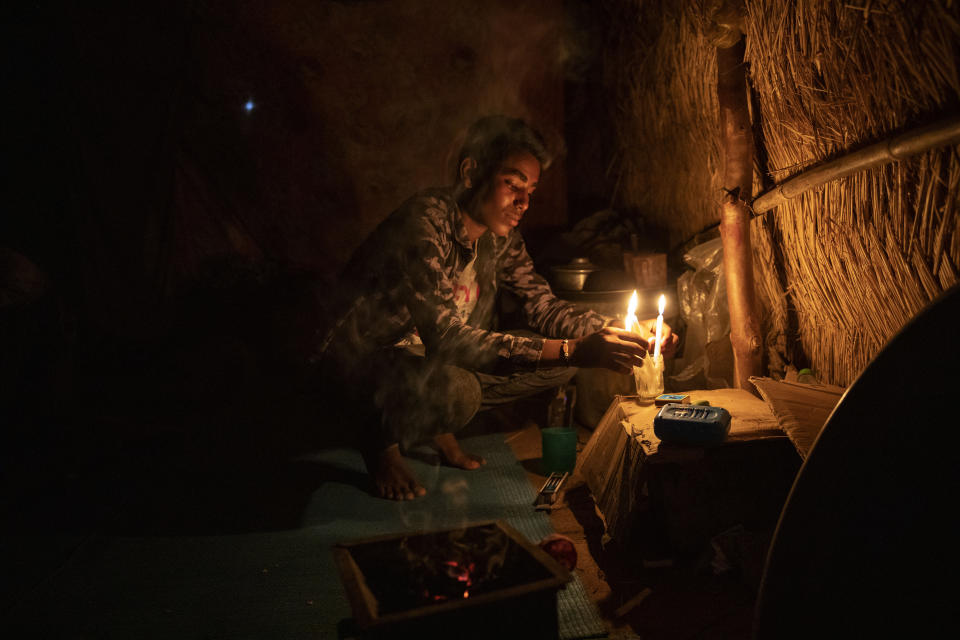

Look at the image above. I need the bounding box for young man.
[317,116,676,500]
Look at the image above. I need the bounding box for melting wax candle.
[653,294,665,360]
[625,290,639,333]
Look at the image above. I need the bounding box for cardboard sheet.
[749,377,845,459]
[618,388,784,459]
[577,390,786,542]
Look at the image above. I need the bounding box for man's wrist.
[558,339,571,366]
[566,337,579,367]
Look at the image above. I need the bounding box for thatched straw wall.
[605,0,721,245]
[608,0,960,386]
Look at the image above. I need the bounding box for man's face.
[474,151,541,237]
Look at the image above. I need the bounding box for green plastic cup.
[541,427,577,474]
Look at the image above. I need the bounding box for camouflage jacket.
[317,187,608,371]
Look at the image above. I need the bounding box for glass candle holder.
[633,354,664,401]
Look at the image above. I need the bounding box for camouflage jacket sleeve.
[400,207,546,370]
[496,231,609,338]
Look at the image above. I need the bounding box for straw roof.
[607,0,960,385]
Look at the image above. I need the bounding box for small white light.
[244,99,255,112]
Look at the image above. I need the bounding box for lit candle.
[653,294,665,360]
[625,290,639,333]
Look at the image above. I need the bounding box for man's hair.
[454,116,552,190]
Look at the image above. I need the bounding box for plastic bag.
[668,237,733,389]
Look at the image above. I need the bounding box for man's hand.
[636,318,679,358]
[570,327,648,374]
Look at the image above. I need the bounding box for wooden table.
[576,390,799,554]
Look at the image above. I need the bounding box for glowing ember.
[335,521,567,629]
[424,560,476,601]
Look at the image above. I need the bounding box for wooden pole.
[717,36,763,390]
[753,115,960,214]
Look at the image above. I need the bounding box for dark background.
[1,0,624,446]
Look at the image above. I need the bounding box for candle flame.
[625,290,639,332]
[653,295,665,360]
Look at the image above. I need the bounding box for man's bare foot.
[433,432,486,470]
[369,444,426,501]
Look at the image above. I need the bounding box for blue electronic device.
[653,403,732,446]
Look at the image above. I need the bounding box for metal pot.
[584,269,635,292]
[551,257,599,291]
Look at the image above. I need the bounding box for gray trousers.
[321,341,575,451]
